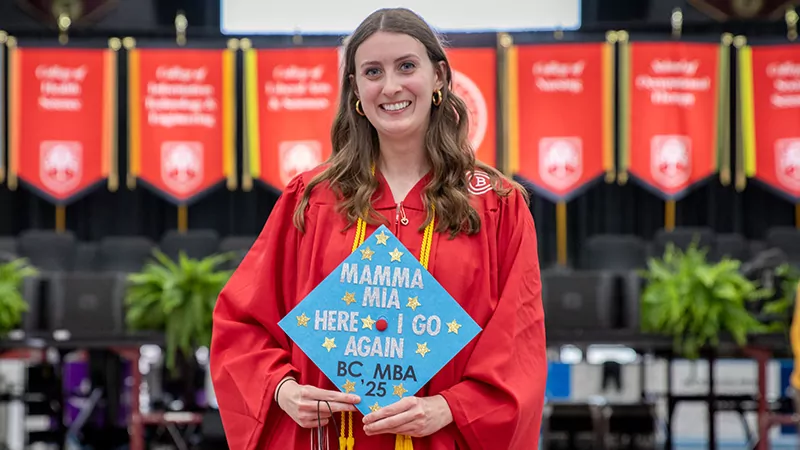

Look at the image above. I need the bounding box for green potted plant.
[0,257,37,334]
[640,242,776,358]
[758,263,800,333]
[124,250,234,371]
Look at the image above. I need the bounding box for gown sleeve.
[209,175,306,450]
[438,187,548,450]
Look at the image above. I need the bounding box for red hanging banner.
[509,42,615,202]
[127,46,236,204]
[7,45,117,204]
[244,46,339,191]
[739,43,800,202]
[447,47,497,167]
[619,41,725,200]
[0,34,6,186]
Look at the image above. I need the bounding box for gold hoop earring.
[432,90,443,106]
[355,100,365,116]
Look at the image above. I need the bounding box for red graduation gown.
[210,167,547,449]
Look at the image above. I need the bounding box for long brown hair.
[292,7,527,238]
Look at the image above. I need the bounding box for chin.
[374,119,426,139]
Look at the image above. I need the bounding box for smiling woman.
[210,7,548,450]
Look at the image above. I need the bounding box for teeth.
[382,101,410,111]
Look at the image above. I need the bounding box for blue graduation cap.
[278,225,482,416]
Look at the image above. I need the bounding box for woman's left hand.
[362,395,453,438]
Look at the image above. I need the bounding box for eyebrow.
[360,53,420,68]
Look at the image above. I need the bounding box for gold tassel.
[340,411,355,449]
[394,435,413,450]
[339,412,346,450]
[346,411,354,450]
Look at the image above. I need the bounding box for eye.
[400,61,416,71]
[364,67,382,77]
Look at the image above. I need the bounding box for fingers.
[363,408,418,435]
[284,384,362,429]
[326,401,359,413]
[294,403,333,429]
[363,397,414,425]
[297,417,329,428]
[303,385,361,405]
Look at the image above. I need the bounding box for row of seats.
[0,229,255,273]
[543,402,657,449]
[17,271,132,338]
[2,226,798,275]
[544,227,797,333]
[542,269,641,332]
[578,226,800,271]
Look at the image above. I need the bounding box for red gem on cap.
[376,318,388,332]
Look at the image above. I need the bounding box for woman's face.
[351,31,444,143]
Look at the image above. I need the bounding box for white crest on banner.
[539,137,583,191]
[161,141,204,195]
[651,135,692,189]
[279,140,322,186]
[451,69,487,152]
[40,141,82,195]
[776,138,800,191]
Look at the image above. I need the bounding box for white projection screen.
[220,0,581,35]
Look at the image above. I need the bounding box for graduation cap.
[278,225,482,416]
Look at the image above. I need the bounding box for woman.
[210,7,547,450]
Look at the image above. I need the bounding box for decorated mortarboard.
[278,225,482,416]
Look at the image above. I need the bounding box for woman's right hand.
[277,380,361,428]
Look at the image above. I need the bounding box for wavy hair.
[292,7,527,238]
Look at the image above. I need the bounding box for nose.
[381,73,402,97]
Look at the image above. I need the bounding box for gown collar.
[371,168,432,212]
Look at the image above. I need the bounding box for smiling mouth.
[380,101,411,112]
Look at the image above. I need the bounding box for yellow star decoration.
[375,231,390,245]
[446,319,461,334]
[360,246,375,260]
[322,337,336,352]
[361,315,376,329]
[342,292,356,306]
[296,312,310,327]
[369,402,381,412]
[416,342,431,358]
[389,248,403,262]
[393,383,408,398]
[406,296,421,311]
[342,380,356,394]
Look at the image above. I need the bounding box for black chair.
[74,242,98,271]
[541,402,611,449]
[580,235,648,271]
[650,227,716,258]
[160,230,220,261]
[541,269,618,331]
[199,408,228,449]
[0,237,17,260]
[607,403,657,448]
[19,274,43,334]
[46,272,128,339]
[765,227,800,266]
[17,230,77,271]
[619,271,644,331]
[712,233,751,262]
[95,236,156,273]
[218,236,256,269]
